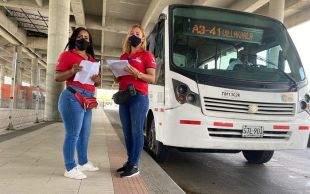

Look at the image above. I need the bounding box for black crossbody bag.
[112,84,137,104]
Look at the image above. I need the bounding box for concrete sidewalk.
[0,108,184,194]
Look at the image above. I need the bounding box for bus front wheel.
[242,150,274,164]
[145,119,169,162]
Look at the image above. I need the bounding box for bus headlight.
[300,100,308,110]
[172,79,201,107]
[177,95,186,104]
[177,84,188,94]
[298,94,310,113]
[186,93,196,104]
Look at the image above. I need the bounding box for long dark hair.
[65,27,95,58]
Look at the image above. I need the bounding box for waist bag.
[112,84,139,105]
[112,90,130,104]
[67,87,98,110]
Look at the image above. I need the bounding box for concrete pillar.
[40,68,46,89]
[44,0,70,121]
[0,65,4,99]
[15,46,22,86]
[31,58,39,87]
[38,68,41,87]
[268,0,285,68]
[9,51,17,111]
[37,68,45,89]
[269,0,285,22]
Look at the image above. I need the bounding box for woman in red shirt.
[55,27,101,180]
[115,24,156,177]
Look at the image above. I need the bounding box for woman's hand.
[91,74,101,87]
[90,74,101,83]
[126,64,140,78]
[71,64,83,74]
[55,64,83,82]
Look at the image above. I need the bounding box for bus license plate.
[242,125,264,137]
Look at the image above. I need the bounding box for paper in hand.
[73,60,100,84]
[107,60,131,78]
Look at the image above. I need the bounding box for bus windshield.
[171,6,306,83]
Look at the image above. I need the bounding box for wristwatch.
[136,71,142,79]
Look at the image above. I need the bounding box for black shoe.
[116,162,130,172]
[120,164,139,178]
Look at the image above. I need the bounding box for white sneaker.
[78,161,99,172]
[64,167,87,180]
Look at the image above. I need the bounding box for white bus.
[144,4,310,164]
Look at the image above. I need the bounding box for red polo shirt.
[119,50,156,95]
[56,49,97,92]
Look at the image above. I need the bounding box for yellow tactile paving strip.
[102,110,149,194]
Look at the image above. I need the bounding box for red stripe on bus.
[160,108,164,112]
[273,125,290,130]
[154,108,158,112]
[299,126,309,130]
[180,120,201,125]
[213,122,233,127]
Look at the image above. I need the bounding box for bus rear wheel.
[145,119,169,162]
[242,150,274,164]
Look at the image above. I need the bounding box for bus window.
[257,50,267,66]
[219,48,237,70]
[155,33,165,85]
[284,60,291,74]
[196,43,237,70]
[147,21,165,86]
[173,53,186,67]
[196,41,216,70]
[171,7,305,83]
[198,59,215,70]
[148,33,156,54]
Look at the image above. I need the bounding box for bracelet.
[136,71,142,79]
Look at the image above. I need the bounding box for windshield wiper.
[276,68,298,91]
[251,54,298,92]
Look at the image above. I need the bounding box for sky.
[288,20,310,78]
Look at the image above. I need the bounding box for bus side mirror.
[158,13,167,22]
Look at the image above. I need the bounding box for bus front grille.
[208,128,290,139]
[203,97,295,116]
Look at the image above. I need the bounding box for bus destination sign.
[186,20,263,44]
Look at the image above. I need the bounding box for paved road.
[161,148,310,194]
[105,109,310,194]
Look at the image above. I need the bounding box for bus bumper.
[161,106,310,150]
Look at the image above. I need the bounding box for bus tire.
[145,118,169,162]
[242,150,274,164]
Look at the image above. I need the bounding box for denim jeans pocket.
[60,90,82,110]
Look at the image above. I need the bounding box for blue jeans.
[58,85,94,171]
[119,92,149,166]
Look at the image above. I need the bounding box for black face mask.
[75,39,90,51]
[128,35,141,47]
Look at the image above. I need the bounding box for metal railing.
[0,98,45,131]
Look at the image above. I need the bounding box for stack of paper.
[73,60,100,84]
[107,60,131,78]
